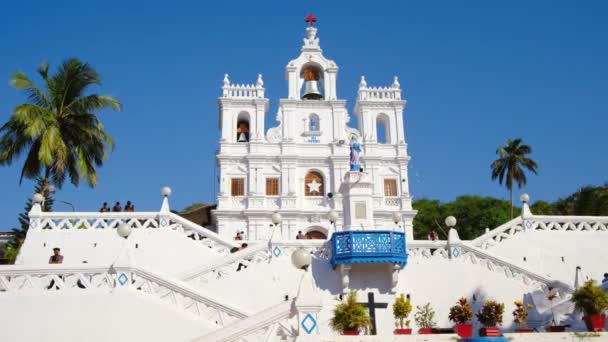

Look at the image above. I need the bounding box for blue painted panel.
[330,231,407,269]
[460,338,509,342]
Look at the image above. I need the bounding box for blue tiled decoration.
[118,273,128,286]
[301,313,317,334]
[272,246,281,257]
[330,231,407,269]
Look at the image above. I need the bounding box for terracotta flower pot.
[479,326,501,337]
[418,327,433,334]
[584,314,606,332]
[454,323,473,338]
[394,328,412,335]
[515,328,534,333]
[342,330,360,335]
[546,325,566,332]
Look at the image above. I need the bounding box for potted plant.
[449,297,473,338]
[546,288,567,332]
[513,300,534,333]
[330,290,371,335]
[414,302,436,334]
[393,293,412,335]
[571,280,608,332]
[476,300,505,337]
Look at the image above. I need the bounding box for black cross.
[358,292,388,335]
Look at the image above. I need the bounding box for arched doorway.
[303,227,328,240]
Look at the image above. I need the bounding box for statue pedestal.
[340,171,374,230]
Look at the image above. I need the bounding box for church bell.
[302,80,323,100]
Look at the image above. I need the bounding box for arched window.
[236,112,250,142]
[376,114,390,144]
[304,171,324,196]
[309,114,320,132]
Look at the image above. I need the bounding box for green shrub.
[414,302,436,329]
[393,293,412,328]
[571,280,608,316]
[330,290,371,333]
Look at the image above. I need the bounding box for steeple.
[285,15,338,100]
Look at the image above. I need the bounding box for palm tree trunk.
[510,187,514,219]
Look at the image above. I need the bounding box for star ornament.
[307,180,322,194]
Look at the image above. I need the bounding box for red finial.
[305,13,317,27]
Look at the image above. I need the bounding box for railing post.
[294,270,322,340]
[159,186,172,228]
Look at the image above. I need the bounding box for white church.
[214,20,414,242]
[1,17,608,342]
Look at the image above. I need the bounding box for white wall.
[487,230,608,285]
[0,291,213,342]
[18,228,223,276]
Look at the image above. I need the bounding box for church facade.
[213,23,416,240]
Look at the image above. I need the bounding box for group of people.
[99,201,135,212]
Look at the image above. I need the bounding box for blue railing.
[330,230,407,269]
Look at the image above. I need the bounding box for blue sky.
[0,1,607,231]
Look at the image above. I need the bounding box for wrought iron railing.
[330,230,407,269]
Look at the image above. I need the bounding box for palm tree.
[0,58,121,190]
[491,139,538,218]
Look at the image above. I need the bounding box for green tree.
[553,184,608,216]
[491,139,538,218]
[413,196,511,240]
[6,177,54,263]
[0,58,121,190]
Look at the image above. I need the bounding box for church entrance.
[304,230,327,240]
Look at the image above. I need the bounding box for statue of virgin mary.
[350,137,363,171]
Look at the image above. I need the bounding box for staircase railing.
[472,215,608,250]
[26,210,240,254]
[179,240,327,286]
[192,300,295,342]
[406,240,574,293]
[0,264,250,326]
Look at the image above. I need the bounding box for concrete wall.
[0,291,213,342]
[18,228,223,277]
[487,230,608,285]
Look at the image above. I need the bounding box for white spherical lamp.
[445,216,457,228]
[45,185,56,194]
[33,193,44,204]
[392,212,402,224]
[271,212,282,225]
[161,186,172,197]
[291,247,312,270]
[327,210,339,223]
[520,193,530,203]
[117,222,132,239]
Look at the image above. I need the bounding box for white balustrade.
[180,241,327,287]
[265,197,280,209]
[472,215,608,250]
[304,197,324,208]
[0,264,249,326]
[230,197,246,209]
[222,84,264,99]
[406,241,574,293]
[384,197,400,207]
[358,86,401,101]
[27,211,240,254]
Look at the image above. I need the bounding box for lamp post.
[271,212,282,239]
[327,210,338,237]
[291,247,312,271]
[445,216,459,259]
[392,212,402,232]
[117,222,132,239]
